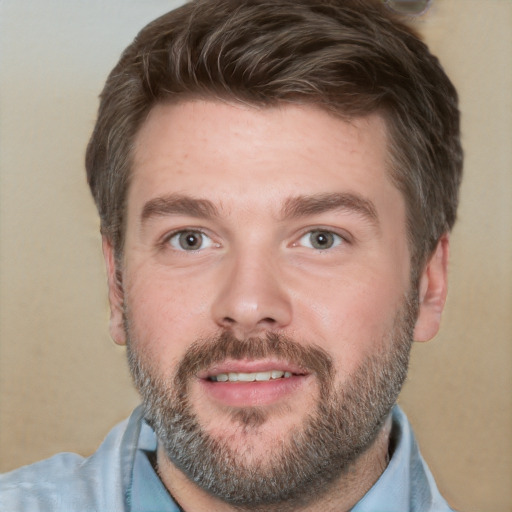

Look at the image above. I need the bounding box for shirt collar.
[124,407,180,512]
[351,406,431,512]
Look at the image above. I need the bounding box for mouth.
[197,360,310,407]
[208,370,294,382]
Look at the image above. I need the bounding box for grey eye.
[169,230,212,251]
[299,230,342,250]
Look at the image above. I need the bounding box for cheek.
[293,266,406,374]
[123,264,213,368]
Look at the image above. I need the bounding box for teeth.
[238,372,256,382]
[210,370,293,382]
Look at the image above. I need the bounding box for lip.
[196,359,311,408]
[197,358,308,380]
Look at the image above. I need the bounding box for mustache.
[174,331,334,387]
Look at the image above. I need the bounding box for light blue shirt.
[0,406,455,511]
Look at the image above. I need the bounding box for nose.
[211,248,293,338]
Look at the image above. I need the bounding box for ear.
[413,233,450,342]
[102,236,127,345]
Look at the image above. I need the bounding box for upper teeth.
[210,370,293,382]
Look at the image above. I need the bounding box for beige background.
[1,1,511,510]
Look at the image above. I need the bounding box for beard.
[125,291,417,511]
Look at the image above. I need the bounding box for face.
[104,100,446,508]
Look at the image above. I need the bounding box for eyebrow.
[281,192,379,225]
[141,194,219,222]
[140,191,379,227]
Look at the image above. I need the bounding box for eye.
[298,230,343,250]
[168,230,213,251]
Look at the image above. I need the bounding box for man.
[0,0,462,510]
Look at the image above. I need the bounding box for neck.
[155,415,393,512]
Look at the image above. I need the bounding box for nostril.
[220,316,277,328]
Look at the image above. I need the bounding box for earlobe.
[413,233,450,342]
[102,236,127,346]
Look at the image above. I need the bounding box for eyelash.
[296,226,353,250]
[297,229,345,250]
[159,227,351,253]
[161,229,216,252]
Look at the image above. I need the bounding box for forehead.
[129,100,398,209]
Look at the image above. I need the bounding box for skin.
[103,100,449,511]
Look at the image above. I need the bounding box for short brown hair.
[86,0,462,276]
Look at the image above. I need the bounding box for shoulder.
[0,452,87,511]
[0,411,140,512]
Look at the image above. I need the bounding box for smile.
[208,370,293,382]
[198,362,311,407]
